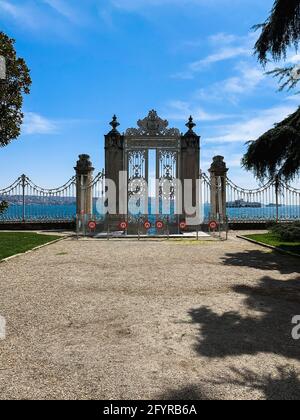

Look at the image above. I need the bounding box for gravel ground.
[0,232,299,400]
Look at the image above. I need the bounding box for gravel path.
[0,233,299,400]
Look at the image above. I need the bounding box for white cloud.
[205,105,296,143]
[196,62,266,104]
[285,94,300,102]
[22,112,58,135]
[0,0,88,38]
[43,0,92,27]
[0,0,18,16]
[287,54,300,65]
[43,0,80,23]
[228,64,264,92]
[111,0,200,9]
[201,143,243,169]
[110,0,243,11]
[174,33,239,52]
[166,100,234,122]
[0,0,39,28]
[173,32,256,79]
[202,154,242,169]
[208,33,238,45]
[191,46,250,71]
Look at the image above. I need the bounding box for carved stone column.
[209,156,228,221]
[74,154,94,216]
[180,117,200,221]
[105,116,125,216]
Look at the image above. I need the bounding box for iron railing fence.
[200,171,212,222]
[0,172,299,223]
[0,175,76,222]
[226,176,300,222]
[89,170,106,221]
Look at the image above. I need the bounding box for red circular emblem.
[119,221,128,230]
[209,220,218,230]
[156,221,164,230]
[88,221,97,230]
[144,221,151,230]
[179,221,187,230]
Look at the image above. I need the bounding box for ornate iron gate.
[124,111,182,233]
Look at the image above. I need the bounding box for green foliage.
[254,0,300,64]
[0,32,31,147]
[0,200,8,214]
[244,2,300,181]
[242,107,300,181]
[254,1,300,91]
[0,232,60,260]
[271,222,300,242]
[246,232,300,255]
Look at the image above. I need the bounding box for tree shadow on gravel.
[158,366,300,400]
[178,249,300,400]
[221,249,299,275]
[159,385,209,400]
[216,365,300,400]
[188,275,300,361]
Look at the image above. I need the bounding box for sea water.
[1,201,299,222]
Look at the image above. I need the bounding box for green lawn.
[0,232,60,261]
[245,233,300,256]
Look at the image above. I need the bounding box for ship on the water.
[226,199,262,208]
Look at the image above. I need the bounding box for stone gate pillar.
[105,115,125,216]
[209,156,228,221]
[75,154,94,216]
[180,117,200,221]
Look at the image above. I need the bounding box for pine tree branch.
[266,66,300,91]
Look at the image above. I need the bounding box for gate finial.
[109,115,120,132]
[186,115,196,132]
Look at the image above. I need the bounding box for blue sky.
[0,0,299,188]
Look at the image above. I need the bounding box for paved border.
[0,236,67,264]
[237,235,300,259]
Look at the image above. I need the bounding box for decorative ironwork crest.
[125,110,180,137]
[128,151,148,202]
[158,151,177,200]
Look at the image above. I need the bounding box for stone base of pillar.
[105,214,124,232]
